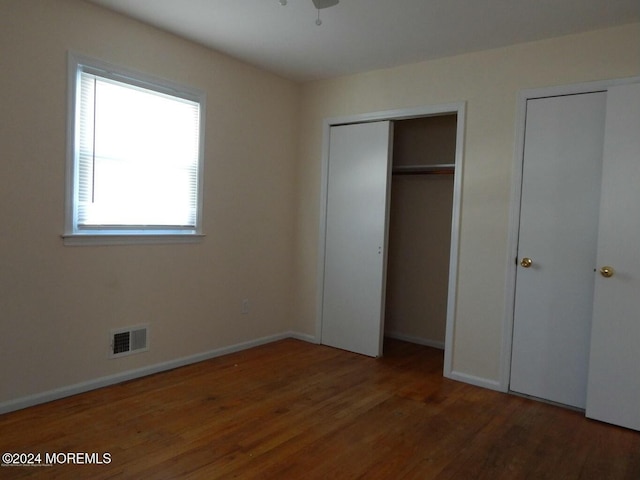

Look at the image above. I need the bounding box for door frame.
[501,76,640,392]
[315,102,465,376]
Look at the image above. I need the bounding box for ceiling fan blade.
[312,0,339,9]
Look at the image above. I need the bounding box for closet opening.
[384,114,457,350]
[317,102,464,378]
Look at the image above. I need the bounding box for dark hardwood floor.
[1,338,638,479]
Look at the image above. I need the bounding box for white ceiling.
[88,0,639,82]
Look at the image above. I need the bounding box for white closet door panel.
[321,121,392,357]
[510,93,606,408]
[586,83,640,431]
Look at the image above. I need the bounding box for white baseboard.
[0,331,316,415]
[385,331,445,350]
[287,331,318,344]
[445,370,505,392]
[1,331,506,414]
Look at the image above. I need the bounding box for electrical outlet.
[241,298,250,314]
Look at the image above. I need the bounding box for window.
[64,53,205,244]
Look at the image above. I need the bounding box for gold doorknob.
[520,257,533,268]
[600,266,615,278]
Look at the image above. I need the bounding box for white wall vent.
[110,325,149,358]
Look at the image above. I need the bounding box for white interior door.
[510,92,606,408]
[321,121,393,357]
[586,82,640,431]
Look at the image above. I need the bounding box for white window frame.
[63,52,206,246]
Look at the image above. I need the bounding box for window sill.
[62,233,206,246]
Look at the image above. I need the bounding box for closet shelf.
[392,164,455,175]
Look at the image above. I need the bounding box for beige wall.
[0,0,300,405]
[294,24,640,384]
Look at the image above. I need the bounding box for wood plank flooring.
[1,338,639,479]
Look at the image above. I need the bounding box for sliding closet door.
[586,82,640,431]
[321,121,393,357]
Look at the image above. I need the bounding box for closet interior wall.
[385,115,457,348]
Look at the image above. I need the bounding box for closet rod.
[392,164,455,175]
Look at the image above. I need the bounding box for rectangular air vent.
[110,325,149,358]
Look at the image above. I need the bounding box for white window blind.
[65,54,205,243]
